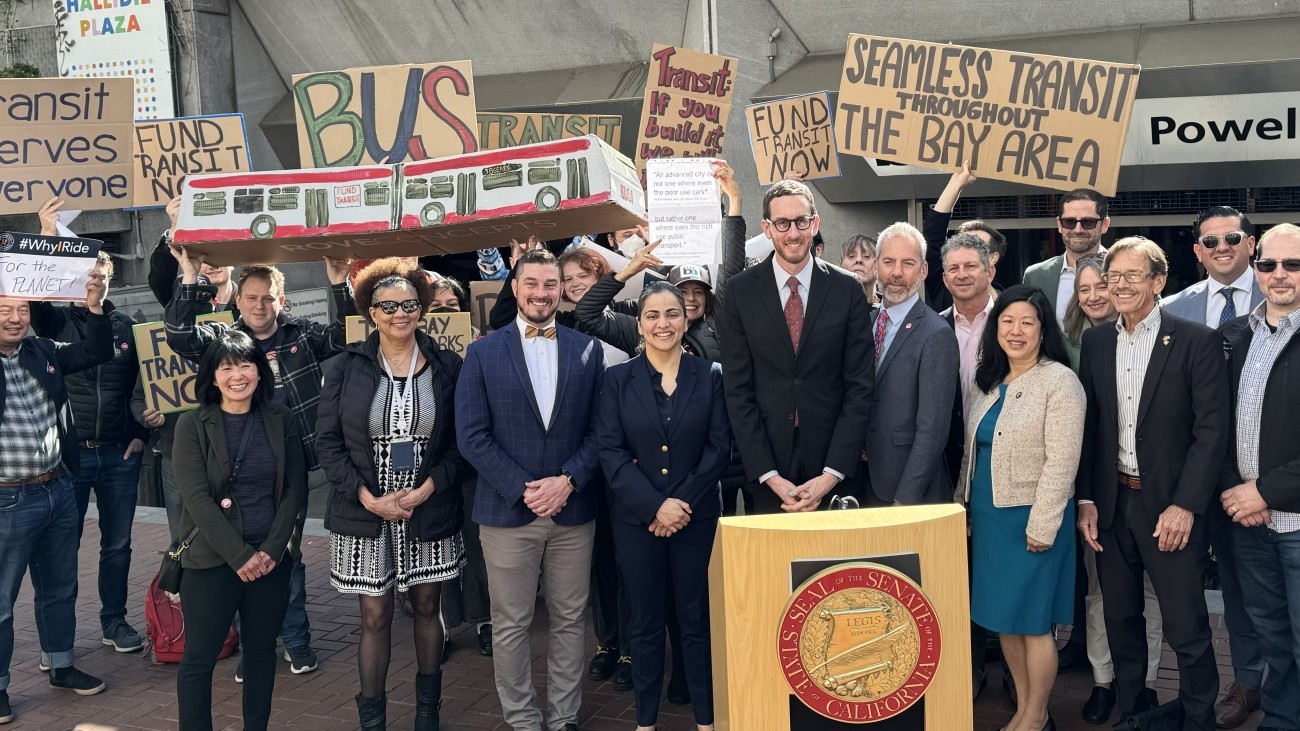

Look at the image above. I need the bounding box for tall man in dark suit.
[456,249,605,731]
[1076,237,1229,730]
[718,180,874,514]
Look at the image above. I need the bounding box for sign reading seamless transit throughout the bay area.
[836,35,1141,195]
[746,92,840,185]
[292,61,479,168]
[0,77,135,214]
[635,44,738,174]
[133,311,234,414]
[132,114,251,208]
[0,231,101,302]
[344,312,472,357]
[477,112,622,150]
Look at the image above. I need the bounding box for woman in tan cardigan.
[958,285,1085,731]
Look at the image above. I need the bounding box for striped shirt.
[1115,306,1161,476]
[0,344,61,481]
[1237,303,1300,533]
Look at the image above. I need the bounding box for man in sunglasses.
[167,246,354,679]
[1219,222,1300,731]
[1163,206,1266,728]
[1024,188,1110,325]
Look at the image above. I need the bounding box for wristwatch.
[561,469,579,493]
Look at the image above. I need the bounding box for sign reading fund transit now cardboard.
[0,77,135,214]
[133,311,234,414]
[836,35,1141,195]
[746,92,840,185]
[132,114,251,208]
[635,44,737,174]
[292,61,479,168]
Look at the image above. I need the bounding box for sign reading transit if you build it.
[836,35,1141,195]
[635,44,738,174]
[0,232,101,302]
[0,77,135,214]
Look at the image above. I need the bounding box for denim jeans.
[160,456,182,545]
[1233,523,1300,730]
[0,475,81,690]
[72,444,143,632]
[278,474,313,651]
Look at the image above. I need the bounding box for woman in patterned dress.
[317,259,466,731]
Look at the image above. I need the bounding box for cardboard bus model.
[173,135,646,265]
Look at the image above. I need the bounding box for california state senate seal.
[778,562,941,723]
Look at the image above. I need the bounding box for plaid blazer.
[456,321,604,527]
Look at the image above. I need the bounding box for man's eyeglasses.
[1254,259,1300,273]
[1102,272,1157,284]
[1058,217,1102,230]
[765,216,815,232]
[1197,232,1247,248]
[370,299,422,315]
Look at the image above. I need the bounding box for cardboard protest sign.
[173,135,646,265]
[468,280,499,334]
[344,312,472,357]
[746,93,840,185]
[132,114,251,208]
[293,61,479,168]
[478,112,622,150]
[646,158,722,267]
[635,44,737,174]
[0,232,101,302]
[836,35,1141,195]
[133,311,234,414]
[0,77,134,214]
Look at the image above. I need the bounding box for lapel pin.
[290,345,298,354]
[47,364,55,374]
[905,323,913,330]
[1162,335,1171,346]
[220,498,233,509]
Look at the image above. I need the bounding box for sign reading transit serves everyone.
[0,232,102,302]
[746,92,840,185]
[131,114,251,208]
[477,112,622,150]
[133,311,235,414]
[344,312,472,357]
[53,0,175,119]
[778,562,940,723]
[635,44,737,174]
[0,77,135,214]
[836,35,1141,195]
[292,61,479,168]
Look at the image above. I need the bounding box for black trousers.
[1098,486,1216,730]
[591,486,632,652]
[614,517,716,726]
[177,557,292,731]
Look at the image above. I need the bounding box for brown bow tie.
[525,325,557,340]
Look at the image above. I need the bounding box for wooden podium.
[709,505,971,729]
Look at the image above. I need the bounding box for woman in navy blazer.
[596,281,732,731]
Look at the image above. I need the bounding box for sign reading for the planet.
[778,563,941,723]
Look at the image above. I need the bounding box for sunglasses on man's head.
[1058,217,1102,230]
[1254,259,1300,273]
[1198,232,1246,248]
[370,299,421,315]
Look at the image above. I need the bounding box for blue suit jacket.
[1161,277,1264,326]
[456,321,605,527]
[596,354,732,526]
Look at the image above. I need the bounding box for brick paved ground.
[2,511,1265,730]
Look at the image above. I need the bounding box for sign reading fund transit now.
[836,35,1141,195]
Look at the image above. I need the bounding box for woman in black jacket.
[172,331,305,731]
[317,259,465,731]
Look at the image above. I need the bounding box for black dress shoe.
[1081,685,1116,725]
[613,656,634,691]
[442,636,452,663]
[477,624,493,656]
[1057,640,1087,673]
[666,674,691,705]
[586,646,618,681]
[1139,687,1158,712]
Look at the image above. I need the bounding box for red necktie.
[785,276,804,352]
[874,309,890,363]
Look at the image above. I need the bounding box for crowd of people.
[0,157,1297,731]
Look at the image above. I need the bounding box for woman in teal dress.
[957,285,1086,731]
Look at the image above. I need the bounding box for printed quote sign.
[478,112,622,150]
[132,114,250,208]
[746,93,840,185]
[836,35,1141,195]
[344,312,472,357]
[0,231,101,301]
[646,157,721,267]
[635,44,737,174]
[133,311,234,414]
[293,61,479,168]
[0,77,135,214]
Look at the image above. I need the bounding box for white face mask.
[617,234,646,258]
